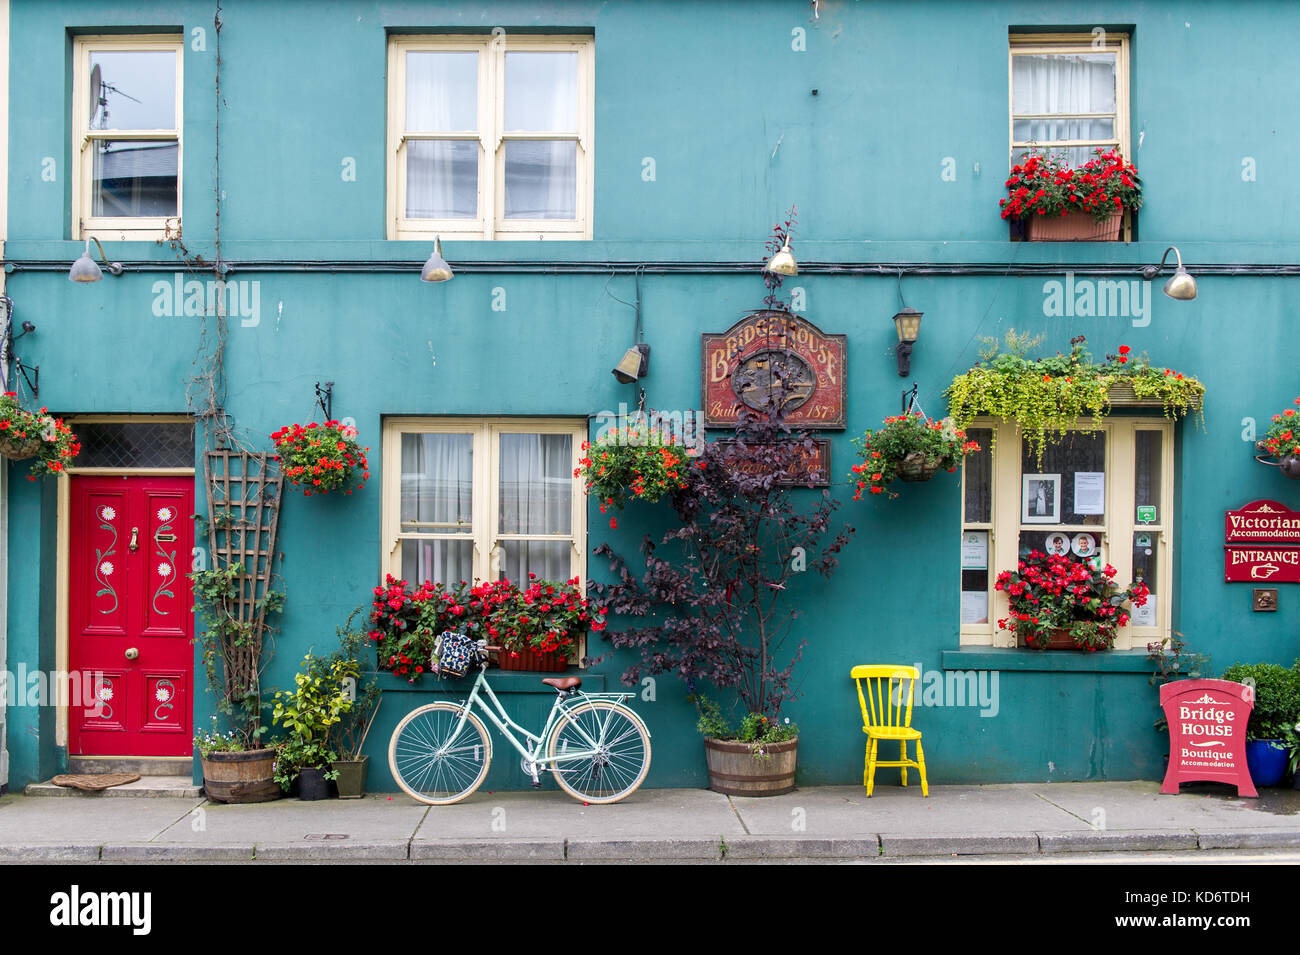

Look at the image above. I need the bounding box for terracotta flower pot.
[1019,628,1081,650]
[1025,209,1123,242]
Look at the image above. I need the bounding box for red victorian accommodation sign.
[1224,499,1300,583]
[1160,679,1256,797]
[702,310,847,429]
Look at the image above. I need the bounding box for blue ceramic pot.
[1246,739,1288,787]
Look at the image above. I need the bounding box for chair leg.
[866,738,878,796]
[862,740,870,788]
[899,740,908,787]
[915,739,928,797]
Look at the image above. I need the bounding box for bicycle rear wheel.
[389,702,492,805]
[546,701,651,804]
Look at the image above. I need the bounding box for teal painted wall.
[2,0,1298,791]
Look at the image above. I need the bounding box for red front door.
[69,476,194,756]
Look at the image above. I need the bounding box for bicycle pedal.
[530,780,543,789]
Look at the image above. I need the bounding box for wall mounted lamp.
[1141,246,1197,300]
[612,269,650,383]
[764,237,798,276]
[892,307,923,377]
[420,236,453,283]
[68,237,124,283]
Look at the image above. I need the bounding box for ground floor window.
[960,417,1173,648]
[380,417,587,587]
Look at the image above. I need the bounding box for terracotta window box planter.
[496,648,570,672]
[1025,209,1123,242]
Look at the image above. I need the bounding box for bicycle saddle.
[542,677,582,691]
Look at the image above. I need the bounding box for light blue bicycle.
[388,642,652,805]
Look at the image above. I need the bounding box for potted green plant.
[271,651,358,799]
[1254,396,1300,479]
[946,332,1204,466]
[0,392,81,477]
[995,550,1149,651]
[575,422,690,528]
[691,695,800,795]
[270,419,370,496]
[1219,662,1300,787]
[848,411,981,500]
[1146,633,1211,734]
[1000,149,1142,241]
[191,561,285,803]
[328,614,382,798]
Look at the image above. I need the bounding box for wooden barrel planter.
[497,648,569,672]
[703,736,797,796]
[1025,209,1122,242]
[201,748,281,803]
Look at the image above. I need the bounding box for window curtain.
[504,52,577,219]
[498,433,572,583]
[1012,52,1116,164]
[401,433,474,585]
[405,52,477,218]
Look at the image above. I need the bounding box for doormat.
[51,773,141,791]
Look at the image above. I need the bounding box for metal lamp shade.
[892,307,923,343]
[1162,267,1197,300]
[612,343,650,383]
[68,251,103,283]
[420,237,453,283]
[764,239,798,276]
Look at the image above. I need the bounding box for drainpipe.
[0,0,10,794]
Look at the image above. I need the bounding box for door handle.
[125,647,139,661]
[129,527,139,551]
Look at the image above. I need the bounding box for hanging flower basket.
[575,417,691,529]
[1255,397,1300,479]
[270,420,370,496]
[848,411,980,499]
[0,393,80,476]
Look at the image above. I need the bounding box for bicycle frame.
[448,665,641,772]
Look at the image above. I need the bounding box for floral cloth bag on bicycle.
[432,631,477,678]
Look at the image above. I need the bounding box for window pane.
[401,433,473,532]
[504,52,577,131]
[500,540,571,584]
[1130,531,1159,627]
[1011,52,1116,115]
[402,538,474,587]
[1021,431,1106,525]
[92,141,178,217]
[503,141,576,219]
[89,51,176,130]
[499,434,572,534]
[72,421,194,468]
[406,140,478,218]
[1135,431,1162,511]
[1012,117,1114,144]
[405,52,478,130]
[963,428,993,523]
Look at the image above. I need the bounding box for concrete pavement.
[3,780,1300,862]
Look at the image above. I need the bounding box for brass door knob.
[125,647,139,660]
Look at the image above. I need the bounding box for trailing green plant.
[190,562,285,749]
[1218,662,1300,741]
[848,411,981,499]
[946,332,1204,465]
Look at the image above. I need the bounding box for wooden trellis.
[203,449,285,648]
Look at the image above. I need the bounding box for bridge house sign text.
[701,310,847,429]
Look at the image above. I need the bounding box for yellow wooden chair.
[851,665,928,796]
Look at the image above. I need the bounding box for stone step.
[25,775,203,798]
[68,756,192,777]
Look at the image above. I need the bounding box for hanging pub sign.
[702,310,847,429]
[717,438,832,487]
[1223,500,1300,582]
[1159,679,1256,797]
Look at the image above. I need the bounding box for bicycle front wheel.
[547,701,651,804]
[389,702,492,805]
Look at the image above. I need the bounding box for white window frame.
[960,417,1175,650]
[386,34,594,241]
[72,35,183,241]
[380,417,588,588]
[1009,32,1130,166]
